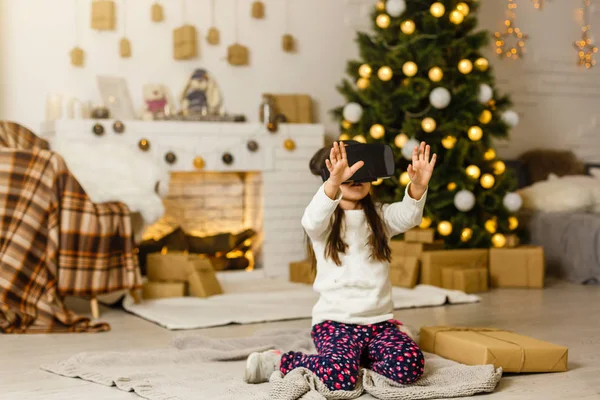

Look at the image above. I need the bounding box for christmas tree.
[332,0,523,249]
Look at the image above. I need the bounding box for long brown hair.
[306,145,391,268]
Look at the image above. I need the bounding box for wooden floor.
[1,280,599,400]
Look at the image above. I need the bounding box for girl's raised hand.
[407,141,437,190]
[326,141,364,187]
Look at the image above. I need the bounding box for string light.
[531,0,546,9]
[574,0,598,68]
[494,0,529,60]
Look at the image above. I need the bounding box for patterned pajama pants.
[279,320,424,391]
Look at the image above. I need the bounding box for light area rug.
[42,328,502,400]
[122,280,480,330]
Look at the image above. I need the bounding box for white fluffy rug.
[123,280,479,330]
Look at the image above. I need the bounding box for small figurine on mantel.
[142,83,174,121]
[180,69,222,116]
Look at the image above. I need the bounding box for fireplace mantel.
[41,120,326,279]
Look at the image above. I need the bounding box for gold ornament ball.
[480,173,495,189]
[475,57,489,71]
[401,20,416,34]
[447,182,457,191]
[394,133,409,148]
[442,135,457,149]
[430,2,446,18]
[376,1,386,11]
[492,233,507,248]
[458,59,473,74]
[449,10,464,24]
[428,66,444,82]
[378,66,393,81]
[284,138,296,151]
[342,120,352,130]
[466,165,481,179]
[399,171,411,186]
[493,160,506,175]
[359,64,372,78]
[373,178,384,186]
[357,77,370,90]
[376,14,391,29]
[456,2,470,16]
[461,227,473,242]
[370,124,385,139]
[193,156,205,169]
[485,219,497,234]
[402,61,418,77]
[354,134,367,143]
[484,148,496,161]
[437,221,453,236]
[339,133,351,141]
[420,216,432,229]
[138,138,150,151]
[509,216,519,230]
[479,109,492,124]
[468,126,483,141]
[422,117,437,133]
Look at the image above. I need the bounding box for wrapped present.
[289,259,316,284]
[147,252,192,281]
[420,249,488,287]
[389,257,419,288]
[142,281,186,300]
[420,326,568,373]
[489,246,545,288]
[441,266,488,293]
[173,25,198,60]
[91,0,116,31]
[389,240,444,260]
[405,228,435,244]
[187,258,222,297]
[263,94,313,123]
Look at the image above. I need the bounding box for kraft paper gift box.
[187,258,223,297]
[441,266,488,293]
[142,282,186,300]
[389,240,444,260]
[173,25,198,60]
[405,228,436,244]
[91,0,116,31]
[489,245,545,288]
[389,257,419,288]
[263,94,313,123]
[147,252,192,282]
[420,326,568,373]
[289,259,316,284]
[420,249,488,287]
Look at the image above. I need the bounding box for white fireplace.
[40,120,325,279]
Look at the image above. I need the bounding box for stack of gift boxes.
[289,227,545,291]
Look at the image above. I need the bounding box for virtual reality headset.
[320,142,396,183]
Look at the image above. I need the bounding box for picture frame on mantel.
[97,76,136,120]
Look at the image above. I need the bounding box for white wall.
[1,0,600,160]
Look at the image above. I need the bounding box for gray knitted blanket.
[42,329,502,400]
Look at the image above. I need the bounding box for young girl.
[245,141,437,390]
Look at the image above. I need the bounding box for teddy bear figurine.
[141,83,173,121]
[180,69,222,116]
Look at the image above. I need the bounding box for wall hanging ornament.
[281,0,296,53]
[251,1,265,19]
[119,0,131,58]
[70,0,85,67]
[193,156,206,169]
[138,138,150,151]
[222,152,234,165]
[574,0,598,68]
[494,0,529,60]
[165,152,177,164]
[207,0,220,45]
[173,0,198,60]
[151,1,164,22]
[284,138,296,151]
[228,0,250,66]
[91,0,116,31]
[247,140,259,152]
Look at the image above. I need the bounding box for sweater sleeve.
[301,183,342,240]
[382,182,427,237]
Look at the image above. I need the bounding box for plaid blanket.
[0,122,142,333]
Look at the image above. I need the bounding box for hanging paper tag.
[151,2,164,22]
[227,43,250,66]
[251,1,265,19]
[207,27,220,45]
[120,38,132,58]
[91,0,116,30]
[70,47,85,67]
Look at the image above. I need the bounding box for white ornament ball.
[502,110,520,128]
[343,102,363,123]
[454,189,476,212]
[402,138,420,160]
[503,192,523,212]
[478,84,493,104]
[386,0,406,17]
[429,87,452,109]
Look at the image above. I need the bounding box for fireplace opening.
[139,171,263,274]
